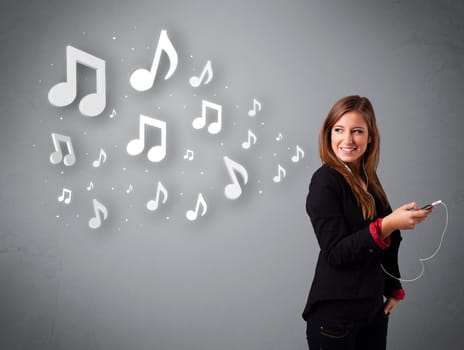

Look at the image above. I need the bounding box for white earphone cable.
[381,201,449,282]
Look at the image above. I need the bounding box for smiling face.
[331,111,370,170]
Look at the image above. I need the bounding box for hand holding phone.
[419,200,442,210]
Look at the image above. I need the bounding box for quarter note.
[48,45,106,117]
[58,188,72,204]
[130,30,178,92]
[186,193,207,221]
[126,114,167,162]
[248,98,261,117]
[291,145,304,163]
[192,100,222,134]
[146,181,168,211]
[276,132,283,141]
[189,60,213,87]
[50,133,76,166]
[88,198,108,229]
[242,129,257,149]
[92,148,107,167]
[273,164,287,183]
[223,156,248,200]
[126,184,133,194]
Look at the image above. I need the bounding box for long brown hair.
[319,95,389,219]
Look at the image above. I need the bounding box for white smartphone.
[419,200,442,210]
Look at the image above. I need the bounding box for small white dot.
[112,36,116,40]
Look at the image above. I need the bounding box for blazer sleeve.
[382,229,404,296]
[306,169,381,268]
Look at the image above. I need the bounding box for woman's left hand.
[384,297,400,315]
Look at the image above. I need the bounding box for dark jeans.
[306,309,389,350]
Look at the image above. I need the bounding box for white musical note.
[186,193,207,221]
[87,181,94,191]
[126,184,133,194]
[58,188,72,204]
[192,100,222,134]
[109,109,117,118]
[248,98,262,117]
[88,199,108,229]
[50,133,76,166]
[276,132,283,141]
[242,129,257,149]
[223,156,248,200]
[147,181,168,211]
[189,60,213,87]
[92,148,107,167]
[273,164,287,183]
[130,30,178,92]
[126,114,167,162]
[48,46,106,117]
[183,149,194,160]
[291,145,305,163]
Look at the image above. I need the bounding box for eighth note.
[189,60,213,87]
[58,188,72,204]
[242,129,257,149]
[223,156,248,200]
[126,184,133,194]
[48,45,106,117]
[248,98,262,117]
[186,193,207,221]
[276,132,283,141]
[130,30,178,92]
[183,149,194,160]
[88,198,108,229]
[291,145,305,163]
[273,164,287,183]
[147,181,168,211]
[86,181,94,191]
[92,148,107,167]
[192,99,222,134]
[50,133,76,166]
[126,114,167,162]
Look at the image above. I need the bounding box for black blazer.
[302,164,403,321]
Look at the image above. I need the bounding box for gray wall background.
[1,0,463,349]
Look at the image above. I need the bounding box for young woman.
[303,95,433,350]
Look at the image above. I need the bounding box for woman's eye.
[333,128,343,133]
[353,129,364,134]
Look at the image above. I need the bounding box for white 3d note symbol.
[186,193,207,221]
[291,145,304,162]
[242,129,257,149]
[130,30,178,91]
[147,181,168,211]
[50,133,76,166]
[248,98,261,117]
[273,164,286,183]
[58,188,72,204]
[92,148,107,167]
[189,60,213,87]
[88,198,108,229]
[48,46,106,117]
[126,114,167,162]
[192,100,222,134]
[223,156,248,200]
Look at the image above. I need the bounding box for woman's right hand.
[380,202,433,239]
